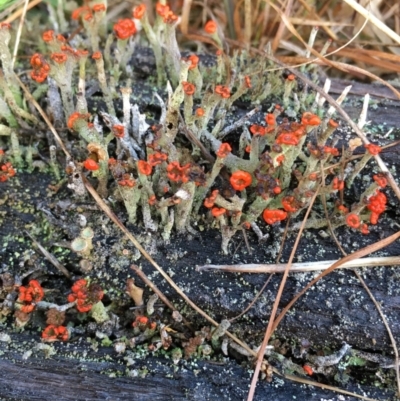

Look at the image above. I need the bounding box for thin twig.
[247,186,321,401]
[342,0,400,46]
[271,0,293,52]
[130,264,192,326]
[280,373,380,401]
[24,231,71,279]
[4,0,42,24]
[11,0,29,68]
[14,75,71,158]
[180,0,193,35]
[130,264,177,312]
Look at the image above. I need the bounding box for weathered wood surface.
[1,78,400,401]
[0,335,394,401]
[329,78,400,127]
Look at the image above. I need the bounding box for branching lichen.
[0,3,391,254]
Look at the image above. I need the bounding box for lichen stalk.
[139,11,164,86]
[51,59,75,119]
[0,25,22,106]
[49,145,61,180]
[10,130,23,166]
[77,54,88,113]
[163,22,181,87]
[119,184,142,224]
[93,52,116,116]
[0,73,38,125]
[193,157,225,214]
[175,182,196,233]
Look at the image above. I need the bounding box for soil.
[1,51,400,400]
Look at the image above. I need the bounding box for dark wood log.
[0,334,394,401]
[1,78,400,401]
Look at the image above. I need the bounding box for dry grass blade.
[244,0,251,45]
[180,0,193,35]
[275,23,366,69]
[11,0,30,68]
[274,53,400,94]
[268,1,336,70]
[326,60,400,97]
[223,0,236,39]
[342,0,400,46]
[0,0,24,20]
[267,1,400,98]
[352,47,400,63]
[288,18,351,27]
[257,0,270,48]
[271,0,293,52]
[198,256,400,273]
[333,48,400,73]
[4,0,42,24]
[233,0,244,41]
[296,0,339,40]
[24,231,71,279]
[183,32,220,49]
